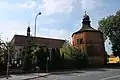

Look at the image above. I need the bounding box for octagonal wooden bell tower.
[72,12,107,66]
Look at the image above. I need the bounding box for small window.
[77,39,83,45]
[80,39,83,44]
[77,39,80,45]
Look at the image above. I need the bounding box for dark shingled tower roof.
[72,11,100,37]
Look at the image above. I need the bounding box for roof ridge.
[14,34,65,41]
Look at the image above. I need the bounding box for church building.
[10,26,65,60]
[72,12,107,65]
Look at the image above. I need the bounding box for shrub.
[60,42,88,69]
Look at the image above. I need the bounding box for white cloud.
[0,20,27,41]
[0,0,38,12]
[80,0,104,11]
[0,0,74,42]
[0,0,75,16]
[19,0,37,9]
[38,28,71,40]
[40,0,74,15]
[0,20,72,43]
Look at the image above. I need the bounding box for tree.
[0,39,12,71]
[60,42,88,69]
[46,48,49,57]
[98,10,120,56]
[21,38,35,70]
[60,42,74,58]
[50,48,56,69]
[60,42,86,58]
[0,39,7,71]
[33,46,49,70]
[0,40,12,62]
[56,48,60,59]
[50,48,61,69]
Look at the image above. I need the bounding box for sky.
[0,0,120,54]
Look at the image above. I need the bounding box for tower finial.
[28,21,30,27]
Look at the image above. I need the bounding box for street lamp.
[34,12,41,37]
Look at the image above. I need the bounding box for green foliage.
[0,39,12,71]
[50,48,56,69]
[60,42,88,69]
[60,42,74,58]
[21,38,35,70]
[56,48,60,59]
[49,48,61,69]
[0,40,12,62]
[60,42,85,59]
[46,48,50,57]
[33,46,49,69]
[35,47,44,60]
[98,10,120,56]
[23,39,34,56]
[51,48,56,59]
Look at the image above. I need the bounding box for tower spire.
[80,11,92,31]
[28,21,30,27]
[27,21,31,37]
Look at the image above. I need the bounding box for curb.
[23,73,50,80]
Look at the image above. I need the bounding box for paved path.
[1,68,120,80]
[0,73,49,80]
[28,68,120,80]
